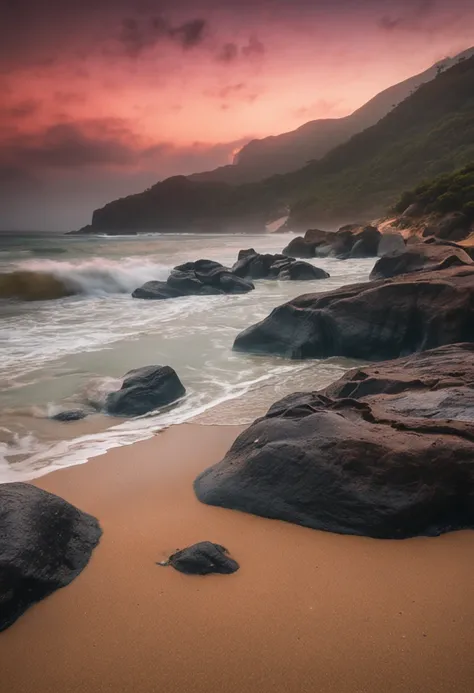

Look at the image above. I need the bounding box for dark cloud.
[378,0,437,31]
[217,42,239,63]
[119,15,207,58]
[0,100,41,120]
[241,35,265,58]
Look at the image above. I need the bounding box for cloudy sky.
[1,0,474,230]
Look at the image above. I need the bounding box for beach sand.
[1,423,474,693]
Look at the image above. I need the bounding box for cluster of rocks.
[133,259,255,300]
[231,248,329,281]
[282,224,405,259]
[132,253,331,301]
[194,343,474,539]
[402,207,473,242]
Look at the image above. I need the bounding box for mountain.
[188,47,474,186]
[79,49,474,234]
[285,51,474,228]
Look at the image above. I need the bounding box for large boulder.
[233,266,474,360]
[376,232,406,257]
[105,365,186,417]
[133,260,254,300]
[370,243,472,279]
[282,237,315,258]
[232,251,329,281]
[423,212,471,242]
[347,225,381,258]
[194,344,474,539]
[0,483,102,631]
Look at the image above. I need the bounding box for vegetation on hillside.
[286,54,474,227]
[394,163,474,219]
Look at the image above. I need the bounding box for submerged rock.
[132,260,254,300]
[194,344,474,539]
[233,266,474,359]
[51,409,88,422]
[232,250,329,281]
[158,542,239,575]
[0,483,102,632]
[106,365,185,417]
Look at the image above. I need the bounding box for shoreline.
[2,422,474,693]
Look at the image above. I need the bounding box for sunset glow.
[1,0,474,229]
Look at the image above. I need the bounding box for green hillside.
[286,54,474,227]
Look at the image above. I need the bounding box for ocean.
[0,230,375,482]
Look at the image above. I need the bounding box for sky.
[1,0,474,230]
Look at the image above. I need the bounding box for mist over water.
[0,231,375,482]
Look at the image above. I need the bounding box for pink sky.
[1,0,474,229]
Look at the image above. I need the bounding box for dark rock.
[0,483,102,631]
[105,365,185,417]
[282,236,315,258]
[237,248,257,260]
[194,343,474,539]
[347,226,381,258]
[51,409,87,422]
[432,212,471,241]
[158,541,239,575]
[377,232,406,257]
[278,261,330,281]
[233,266,474,360]
[132,281,183,300]
[370,243,472,279]
[401,202,424,218]
[304,228,332,245]
[233,252,329,282]
[132,260,254,300]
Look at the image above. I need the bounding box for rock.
[237,248,257,260]
[377,232,406,256]
[132,260,254,300]
[0,483,102,631]
[194,343,474,539]
[347,226,381,258]
[158,541,239,575]
[132,281,183,300]
[278,261,330,281]
[282,236,315,258]
[401,202,424,218]
[51,409,88,422]
[424,212,471,242]
[303,228,332,245]
[233,265,474,360]
[370,243,472,279]
[105,365,185,417]
[233,252,329,281]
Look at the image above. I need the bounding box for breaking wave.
[0,257,170,300]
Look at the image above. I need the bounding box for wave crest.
[0,257,170,300]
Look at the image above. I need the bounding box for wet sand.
[1,423,474,693]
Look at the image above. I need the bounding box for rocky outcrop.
[284,225,392,259]
[194,343,474,539]
[233,266,474,359]
[0,483,102,631]
[370,243,472,279]
[158,542,239,575]
[423,212,471,242]
[133,260,255,300]
[282,236,319,258]
[105,365,186,417]
[232,251,329,281]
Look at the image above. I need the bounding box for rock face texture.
[106,365,186,417]
[158,542,239,575]
[283,226,403,259]
[233,266,474,360]
[232,251,329,281]
[132,260,254,300]
[370,243,472,279]
[194,344,474,539]
[0,483,102,632]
